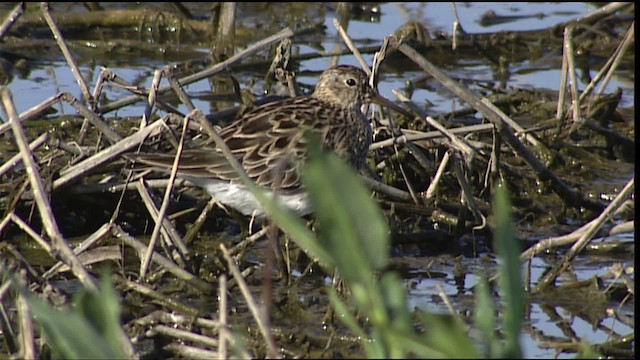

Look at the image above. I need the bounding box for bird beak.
[368,92,416,119]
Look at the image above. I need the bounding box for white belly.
[187,177,312,218]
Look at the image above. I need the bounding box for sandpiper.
[126,65,406,218]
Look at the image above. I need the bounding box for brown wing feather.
[126,96,336,190]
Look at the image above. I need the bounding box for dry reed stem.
[91,67,110,104]
[1,87,98,292]
[16,271,35,360]
[435,283,457,316]
[332,18,371,75]
[592,21,635,100]
[112,224,214,293]
[135,180,188,258]
[164,66,196,112]
[393,144,419,204]
[0,133,48,177]
[385,89,440,178]
[0,93,64,136]
[556,39,569,122]
[53,119,166,190]
[578,23,634,106]
[571,2,632,25]
[146,324,218,348]
[388,36,606,213]
[42,222,112,279]
[609,220,633,236]
[41,3,92,104]
[370,123,495,150]
[141,69,163,129]
[228,227,270,257]
[535,177,635,292]
[51,245,122,275]
[218,274,228,359]
[9,213,52,254]
[450,3,463,49]
[521,176,634,263]
[220,244,280,359]
[62,178,188,195]
[0,273,12,300]
[426,150,451,200]
[0,2,24,40]
[0,213,11,238]
[370,36,389,99]
[162,344,221,359]
[99,27,294,114]
[133,310,220,328]
[369,38,430,206]
[116,276,199,316]
[61,92,122,143]
[139,112,192,278]
[388,55,491,196]
[214,2,236,59]
[183,196,219,245]
[359,175,412,201]
[425,116,477,161]
[479,98,548,150]
[564,26,584,136]
[451,155,485,229]
[135,180,187,271]
[520,222,591,262]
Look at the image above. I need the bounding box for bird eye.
[345,78,357,86]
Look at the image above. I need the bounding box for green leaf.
[384,329,447,359]
[576,341,599,359]
[420,312,479,358]
[302,135,389,284]
[474,276,498,358]
[247,182,334,267]
[27,293,120,359]
[327,288,381,357]
[74,272,126,357]
[379,272,412,331]
[493,181,524,358]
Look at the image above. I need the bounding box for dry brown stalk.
[220,244,280,359]
[0,133,48,177]
[1,87,98,292]
[98,27,294,114]
[134,180,188,259]
[139,112,192,278]
[53,119,166,190]
[16,271,35,360]
[112,224,214,293]
[0,2,24,40]
[534,177,635,292]
[387,35,606,213]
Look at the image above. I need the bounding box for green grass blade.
[27,293,120,359]
[248,183,334,267]
[474,276,498,358]
[493,181,524,358]
[302,136,389,284]
[75,272,126,357]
